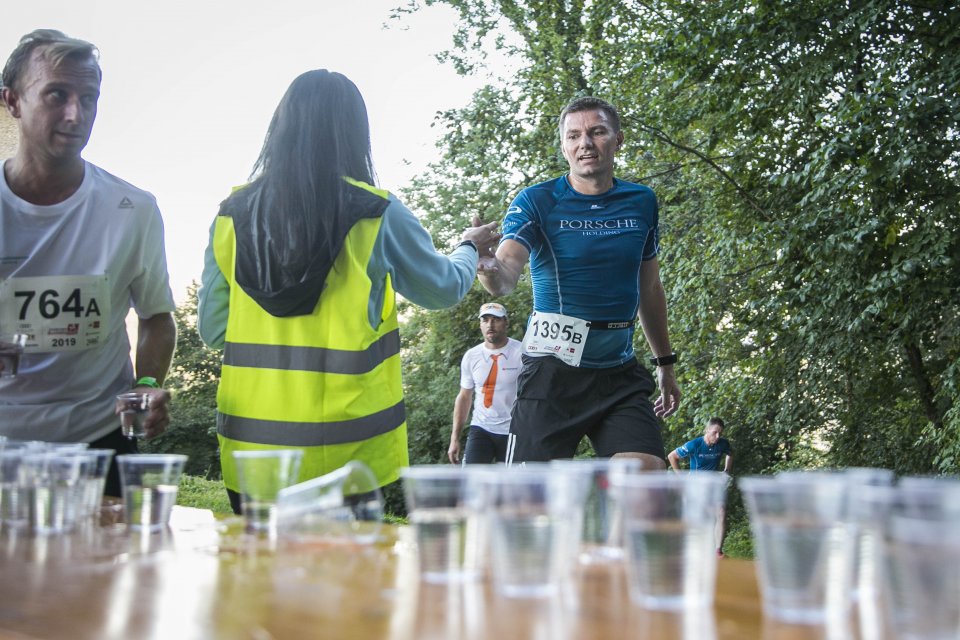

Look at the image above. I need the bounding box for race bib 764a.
[0,274,110,352]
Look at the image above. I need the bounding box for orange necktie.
[482,354,500,408]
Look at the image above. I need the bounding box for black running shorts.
[509,355,665,462]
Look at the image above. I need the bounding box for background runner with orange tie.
[448,303,523,464]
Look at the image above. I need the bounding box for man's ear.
[1,87,21,119]
[616,131,624,150]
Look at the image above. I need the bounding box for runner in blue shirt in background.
[477,96,681,469]
[669,417,734,556]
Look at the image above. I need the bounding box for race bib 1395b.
[521,310,590,367]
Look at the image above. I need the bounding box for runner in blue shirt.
[477,96,681,469]
[669,417,734,556]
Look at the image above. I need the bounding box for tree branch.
[637,122,771,220]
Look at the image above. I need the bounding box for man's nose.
[62,96,83,122]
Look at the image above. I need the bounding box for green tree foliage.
[393,0,960,475]
[142,282,222,478]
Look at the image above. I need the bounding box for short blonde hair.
[2,29,100,92]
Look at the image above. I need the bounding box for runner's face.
[704,424,722,446]
[5,49,100,164]
[560,108,623,188]
[480,315,508,348]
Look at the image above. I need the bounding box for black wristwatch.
[649,353,678,367]
[456,240,478,253]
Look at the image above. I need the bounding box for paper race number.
[0,274,110,352]
[521,311,590,367]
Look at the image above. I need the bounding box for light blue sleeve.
[366,195,478,324]
[197,219,229,349]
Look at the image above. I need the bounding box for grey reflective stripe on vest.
[223,329,400,374]
[217,400,406,446]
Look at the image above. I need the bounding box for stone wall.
[1,107,17,158]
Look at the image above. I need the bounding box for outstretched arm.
[478,239,529,296]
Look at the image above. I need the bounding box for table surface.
[0,506,861,640]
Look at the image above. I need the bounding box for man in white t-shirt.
[0,30,176,495]
[448,302,522,464]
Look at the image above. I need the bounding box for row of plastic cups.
[740,470,960,639]
[0,442,113,534]
[400,462,730,607]
[0,441,189,535]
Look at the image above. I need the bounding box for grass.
[175,474,408,523]
[176,475,232,515]
[721,518,754,559]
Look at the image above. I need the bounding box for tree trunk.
[903,340,942,430]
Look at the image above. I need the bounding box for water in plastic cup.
[881,477,960,639]
[847,483,899,639]
[842,468,895,603]
[611,471,728,610]
[0,442,50,528]
[116,392,151,439]
[117,454,187,531]
[401,465,484,583]
[0,333,27,379]
[481,465,587,598]
[232,449,303,534]
[551,458,643,563]
[73,449,115,519]
[0,450,29,529]
[19,452,86,535]
[740,473,853,624]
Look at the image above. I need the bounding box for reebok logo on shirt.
[118,197,134,209]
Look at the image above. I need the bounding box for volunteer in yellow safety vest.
[198,69,500,513]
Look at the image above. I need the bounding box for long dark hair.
[248,69,377,281]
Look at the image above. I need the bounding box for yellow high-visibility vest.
[213,178,408,492]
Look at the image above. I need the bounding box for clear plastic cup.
[0,450,29,530]
[232,449,303,534]
[611,470,728,610]
[882,476,960,639]
[478,464,588,598]
[551,457,643,563]
[740,473,854,624]
[401,465,484,583]
[116,454,187,532]
[276,460,384,545]
[0,333,27,378]
[841,467,895,605]
[116,392,151,439]
[18,452,87,535]
[72,449,116,520]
